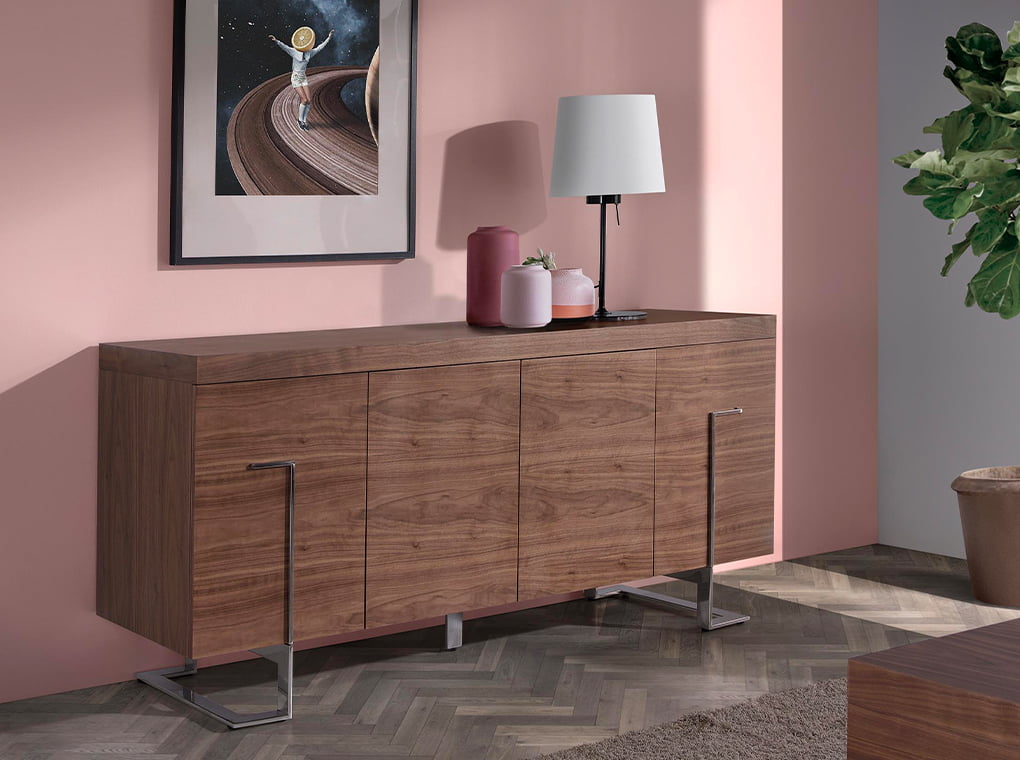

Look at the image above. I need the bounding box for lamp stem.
[597,199,608,317]
[584,194,645,321]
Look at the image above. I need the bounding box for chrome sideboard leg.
[136,644,293,728]
[586,409,750,631]
[445,612,464,650]
[136,460,297,729]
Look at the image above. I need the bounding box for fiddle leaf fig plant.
[897,21,1020,319]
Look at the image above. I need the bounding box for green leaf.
[957,158,1014,182]
[945,66,1004,105]
[953,148,1018,161]
[984,94,1020,120]
[961,110,1013,151]
[946,39,982,76]
[966,233,1020,318]
[893,150,925,168]
[966,286,977,307]
[902,177,938,196]
[977,169,1020,206]
[1005,42,1020,61]
[1004,66,1020,93]
[902,171,963,195]
[947,37,987,78]
[909,150,954,175]
[1008,21,1020,47]
[943,224,977,276]
[971,208,1011,253]
[953,183,984,218]
[924,187,965,219]
[923,116,945,135]
[962,77,1005,105]
[954,23,1006,72]
[942,110,975,159]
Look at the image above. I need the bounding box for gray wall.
[880,1,1020,557]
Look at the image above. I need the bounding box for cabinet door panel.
[367,362,519,627]
[192,374,367,657]
[519,351,656,596]
[655,340,775,573]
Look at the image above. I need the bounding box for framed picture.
[170,0,416,265]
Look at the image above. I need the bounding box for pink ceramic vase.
[550,268,596,319]
[466,226,520,326]
[500,265,551,328]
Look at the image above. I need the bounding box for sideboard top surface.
[99,309,777,384]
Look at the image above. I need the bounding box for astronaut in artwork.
[268,26,335,130]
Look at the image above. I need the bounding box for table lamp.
[550,94,665,320]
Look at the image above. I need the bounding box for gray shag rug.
[538,678,847,759]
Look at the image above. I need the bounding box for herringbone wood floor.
[2,544,1017,759]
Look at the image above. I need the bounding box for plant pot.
[951,466,1020,607]
[500,265,551,328]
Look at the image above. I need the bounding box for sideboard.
[97,309,776,727]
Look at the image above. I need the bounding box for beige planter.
[951,467,1020,607]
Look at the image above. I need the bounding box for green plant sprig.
[896,21,1020,318]
[522,248,557,269]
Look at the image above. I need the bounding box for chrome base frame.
[136,643,293,729]
[138,460,297,729]
[585,566,749,630]
[586,407,750,631]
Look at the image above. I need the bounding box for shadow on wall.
[382,121,549,326]
[436,121,548,249]
[0,348,180,704]
[381,256,464,325]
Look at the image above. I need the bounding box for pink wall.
[781,0,879,558]
[0,0,793,704]
[702,0,784,570]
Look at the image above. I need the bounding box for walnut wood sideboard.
[97,309,776,727]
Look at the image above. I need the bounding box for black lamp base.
[591,309,647,321]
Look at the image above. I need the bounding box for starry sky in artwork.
[214,0,379,194]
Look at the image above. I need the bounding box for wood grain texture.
[848,619,1020,760]
[519,351,656,596]
[97,370,193,655]
[852,616,1020,699]
[98,310,776,384]
[654,339,775,573]
[847,702,1013,760]
[366,362,520,627]
[192,374,367,657]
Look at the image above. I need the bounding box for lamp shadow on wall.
[435,121,547,249]
[381,120,548,324]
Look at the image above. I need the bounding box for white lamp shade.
[549,94,666,198]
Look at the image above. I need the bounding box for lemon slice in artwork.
[292,26,316,52]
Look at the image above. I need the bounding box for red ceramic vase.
[466,226,520,326]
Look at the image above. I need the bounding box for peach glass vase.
[550,268,596,319]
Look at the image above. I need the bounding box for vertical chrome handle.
[707,409,742,571]
[248,460,297,646]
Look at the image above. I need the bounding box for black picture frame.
[170,0,417,265]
